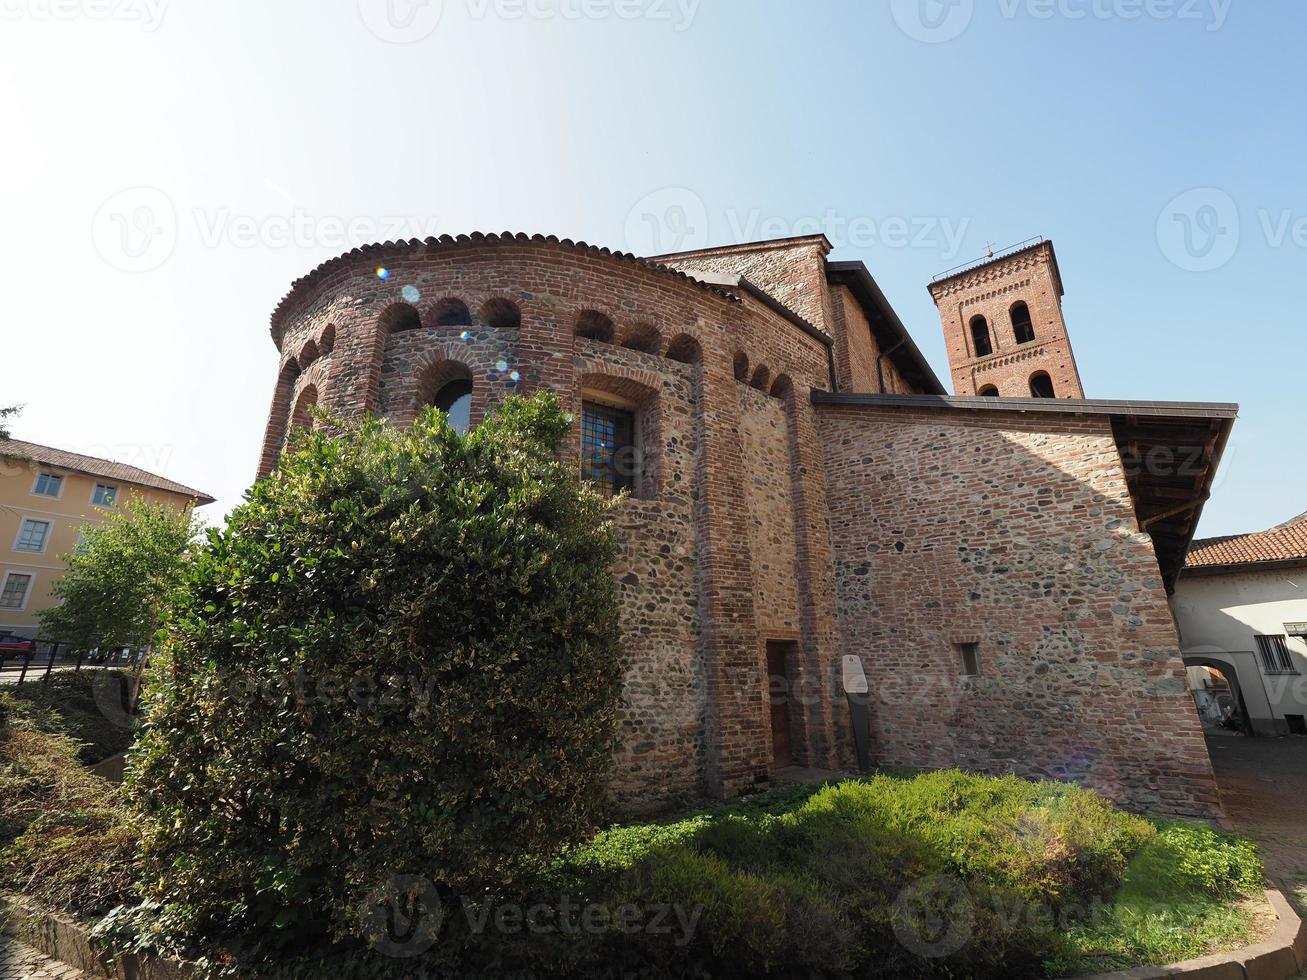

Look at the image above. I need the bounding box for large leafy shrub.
[126,394,624,957]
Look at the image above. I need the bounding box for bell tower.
[928,239,1085,400]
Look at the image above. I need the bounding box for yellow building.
[0,439,213,639]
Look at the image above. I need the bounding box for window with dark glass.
[33,473,62,497]
[1256,635,1297,674]
[432,379,473,435]
[581,401,636,496]
[970,316,992,357]
[1011,301,1036,344]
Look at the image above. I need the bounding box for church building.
[258,232,1235,818]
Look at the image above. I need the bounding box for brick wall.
[815,402,1222,818]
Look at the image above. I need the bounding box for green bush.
[7,670,136,763]
[124,395,624,959]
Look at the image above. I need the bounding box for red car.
[0,634,35,660]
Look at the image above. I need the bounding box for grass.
[0,691,137,918]
[4,669,137,764]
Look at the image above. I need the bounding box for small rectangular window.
[92,484,118,507]
[1255,635,1297,674]
[957,642,981,677]
[0,573,32,609]
[16,518,51,552]
[33,473,63,498]
[581,401,637,497]
[1286,714,1307,736]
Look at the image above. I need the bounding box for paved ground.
[0,938,84,979]
[1206,733,1307,890]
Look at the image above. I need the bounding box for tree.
[127,394,624,959]
[0,404,21,441]
[38,498,200,650]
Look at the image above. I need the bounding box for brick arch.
[575,309,616,344]
[618,321,662,355]
[297,338,319,370]
[257,359,304,476]
[379,302,423,334]
[428,297,473,328]
[749,364,771,392]
[665,331,704,365]
[318,323,335,356]
[769,373,794,400]
[479,296,522,330]
[288,383,319,436]
[732,351,749,382]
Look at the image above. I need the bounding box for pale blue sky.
[1,0,1301,535]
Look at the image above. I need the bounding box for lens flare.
[509,370,521,383]
[459,330,472,342]
[401,285,420,303]
[375,267,390,280]
[495,359,509,373]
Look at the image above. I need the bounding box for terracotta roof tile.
[1186,520,1307,569]
[0,439,215,505]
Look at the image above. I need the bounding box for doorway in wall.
[766,640,798,768]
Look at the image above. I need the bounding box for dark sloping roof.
[826,261,947,396]
[811,392,1237,592]
[270,232,741,345]
[1186,521,1307,572]
[1273,510,1307,530]
[0,439,214,505]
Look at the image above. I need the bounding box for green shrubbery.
[122,395,625,961]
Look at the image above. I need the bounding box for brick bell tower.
[928,238,1085,400]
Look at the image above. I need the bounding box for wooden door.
[767,641,794,768]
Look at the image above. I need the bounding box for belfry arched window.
[970,316,993,357]
[978,385,999,397]
[1029,372,1055,399]
[1011,302,1035,345]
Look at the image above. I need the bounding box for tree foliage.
[38,498,200,649]
[126,394,624,959]
[0,404,21,442]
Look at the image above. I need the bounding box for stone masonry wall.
[816,402,1222,818]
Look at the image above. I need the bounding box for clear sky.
[2,0,1302,535]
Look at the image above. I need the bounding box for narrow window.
[33,473,63,498]
[1256,635,1297,674]
[1011,302,1035,344]
[92,484,118,507]
[0,573,32,609]
[581,401,637,497]
[977,385,1000,397]
[956,642,981,677]
[1029,372,1055,399]
[970,316,993,357]
[16,518,51,552]
[1287,714,1307,735]
[432,379,473,435]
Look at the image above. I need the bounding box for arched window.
[480,298,521,330]
[749,364,771,392]
[666,333,703,365]
[431,298,472,327]
[432,378,473,434]
[620,322,662,354]
[970,316,993,357]
[298,339,319,370]
[733,352,749,382]
[290,385,318,434]
[978,385,999,397]
[576,310,615,343]
[380,302,422,334]
[318,324,335,356]
[1011,302,1035,344]
[1029,372,1055,398]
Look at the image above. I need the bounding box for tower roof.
[928,238,1065,300]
